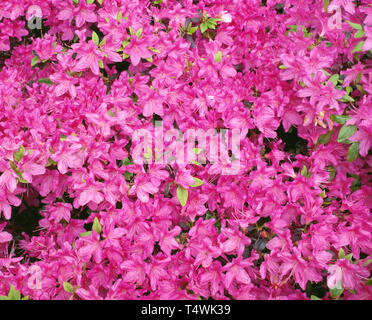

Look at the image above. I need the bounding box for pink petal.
[0,231,12,243]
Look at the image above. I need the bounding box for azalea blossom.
[0,0,370,301]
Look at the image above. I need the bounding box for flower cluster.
[0,0,371,300]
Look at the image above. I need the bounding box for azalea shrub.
[0,0,371,300]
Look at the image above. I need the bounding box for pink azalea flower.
[124,36,153,66]
[47,203,72,223]
[175,168,195,189]
[159,226,182,256]
[0,0,371,301]
[222,258,252,288]
[72,40,105,76]
[327,259,369,290]
[0,223,12,243]
[57,1,97,28]
[279,247,323,290]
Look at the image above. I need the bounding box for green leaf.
[279,64,287,69]
[317,130,333,145]
[63,282,74,293]
[8,285,21,300]
[99,38,106,47]
[302,26,312,38]
[207,19,217,29]
[339,94,355,102]
[92,217,102,234]
[80,231,92,237]
[14,145,25,162]
[177,186,188,207]
[354,29,365,38]
[319,189,326,198]
[311,295,321,300]
[136,28,143,39]
[192,148,203,154]
[97,0,102,4]
[107,110,116,117]
[86,0,95,3]
[205,211,214,220]
[347,142,359,162]
[215,50,222,63]
[21,296,29,300]
[327,165,336,181]
[190,177,204,187]
[364,259,372,267]
[122,157,132,166]
[328,74,339,86]
[300,165,311,178]
[356,84,367,95]
[346,21,362,30]
[209,18,220,24]
[9,162,28,184]
[200,22,208,33]
[321,68,331,76]
[352,41,364,53]
[92,31,99,46]
[148,47,160,53]
[338,248,345,259]
[143,146,153,162]
[345,253,353,261]
[73,0,79,4]
[366,277,372,286]
[301,165,307,176]
[323,0,330,12]
[123,171,134,181]
[99,60,104,69]
[337,125,357,143]
[330,281,344,298]
[19,178,29,184]
[122,39,130,49]
[31,55,41,67]
[117,11,123,22]
[0,296,9,300]
[288,25,299,33]
[188,26,198,34]
[38,78,54,86]
[331,114,351,124]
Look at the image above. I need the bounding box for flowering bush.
[0,0,371,300]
